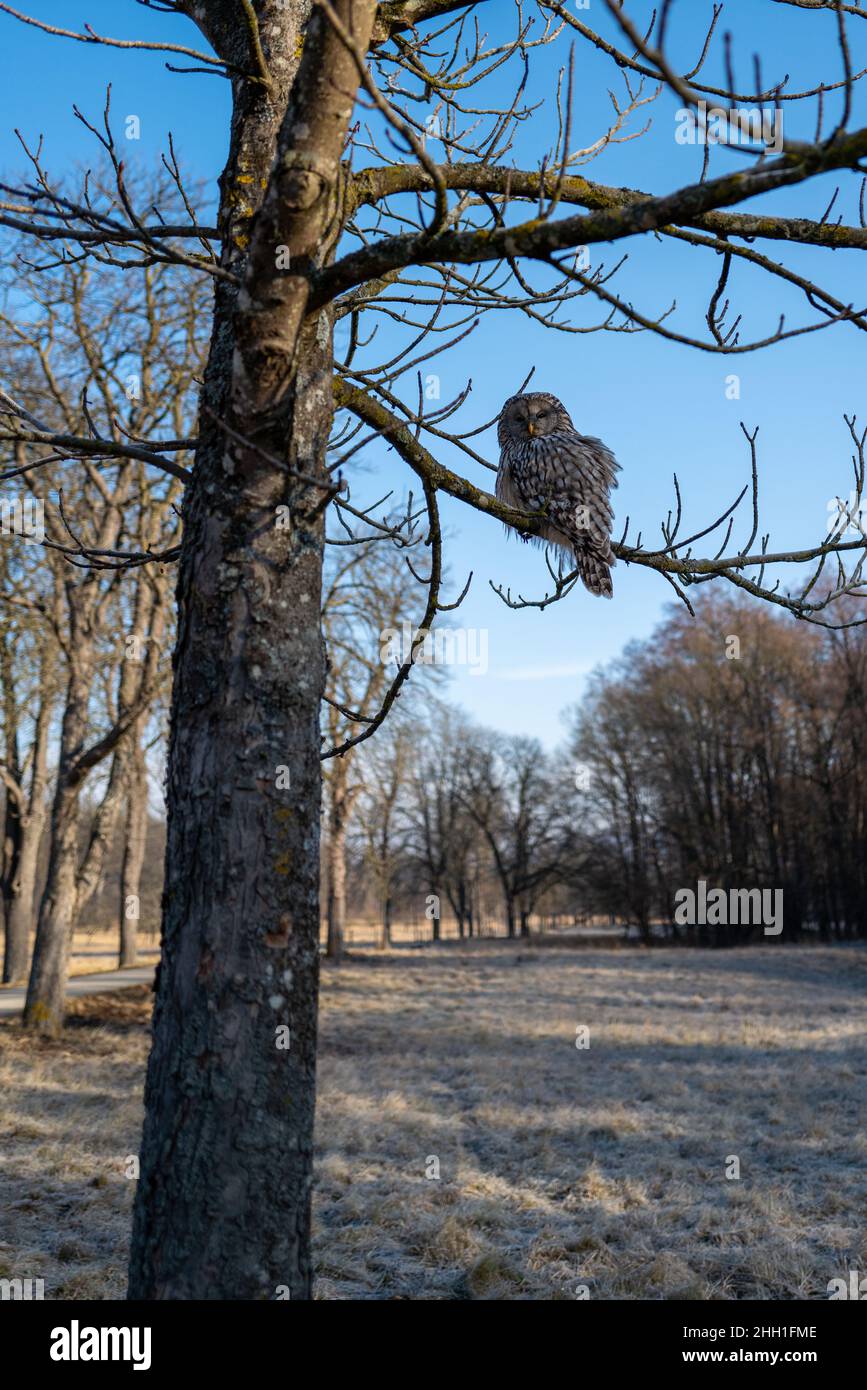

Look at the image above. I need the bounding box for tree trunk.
[325,753,353,963]
[128,315,331,1296]
[4,684,50,984]
[382,893,392,949]
[1,624,23,980]
[119,729,148,968]
[456,880,469,938]
[25,561,163,1027]
[23,780,81,1030]
[326,812,347,963]
[76,743,133,922]
[77,575,165,924]
[128,0,376,1299]
[24,643,95,1031]
[1,774,23,979]
[4,819,33,984]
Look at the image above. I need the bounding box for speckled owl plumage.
[496,391,620,598]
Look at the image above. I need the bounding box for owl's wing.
[574,434,621,492]
[545,433,619,560]
[495,455,523,509]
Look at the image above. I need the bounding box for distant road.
[0,964,156,1020]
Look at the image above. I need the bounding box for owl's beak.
[526,421,536,437]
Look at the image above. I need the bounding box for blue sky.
[1,0,865,746]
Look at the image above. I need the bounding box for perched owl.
[496,391,620,598]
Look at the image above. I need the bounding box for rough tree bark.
[128,0,378,1300]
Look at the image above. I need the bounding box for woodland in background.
[6,585,866,975]
[330,593,867,947]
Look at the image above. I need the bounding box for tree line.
[327,594,867,947]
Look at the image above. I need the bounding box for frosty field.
[1,942,865,1300]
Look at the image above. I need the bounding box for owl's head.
[497,392,573,446]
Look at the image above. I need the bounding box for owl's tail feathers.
[575,547,614,599]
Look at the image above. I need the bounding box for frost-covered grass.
[2,942,865,1300]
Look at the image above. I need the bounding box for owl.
[496,391,620,598]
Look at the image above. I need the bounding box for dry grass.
[1,942,865,1300]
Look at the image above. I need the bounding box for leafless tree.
[0,220,201,997]
[403,704,485,938]
[354,719,414,945]
[461,730,572,936]
[2,0,867,1300]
